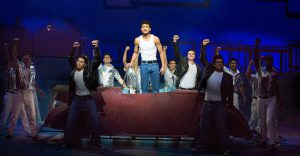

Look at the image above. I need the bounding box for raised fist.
[73,42,80,48]
[163,46,167,51]
[216,46,222,51]
[173,35,179,43]
[202,39,210,46]
[125,46,130,51]
[249,60,254,65]
[92,40,99,47]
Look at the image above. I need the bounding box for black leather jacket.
[172,42,202,90]
[67,47,101,105]
[199,45,233,106]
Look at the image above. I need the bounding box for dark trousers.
[198,101,230,150]
[64,95,100,144]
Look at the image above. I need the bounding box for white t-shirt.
[179,63,197,89]
[205,71,223,101]
[74,69,91,96]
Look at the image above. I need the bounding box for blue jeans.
[198,101,230,150]
[64,95,100,144]
[140,63,159,93]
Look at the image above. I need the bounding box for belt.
[142,60,157,64]
[76,94,92,99]
[252,97,258,99]
[259,95,275,99]
[179,87,194,90]
[205,100,224,104]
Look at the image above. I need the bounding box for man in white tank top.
[128,20,166,93]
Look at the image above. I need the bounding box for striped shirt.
[16,61,36,90]
[6,67,17,91]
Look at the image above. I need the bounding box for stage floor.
[1,120,300,156]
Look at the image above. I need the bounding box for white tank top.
[139,35,157,61]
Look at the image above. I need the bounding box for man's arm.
[123,46,130,71]
[129,38,139,66]
[154,36,166,75]
[246,60,254,78]
[172,35,183,63]
[92,40,101,71]
[114,70,126,88]
[12,38,21,70]
[68,42,79,68]
[200,39,210,67]
[162,46,168,69]
[254,38,260,72]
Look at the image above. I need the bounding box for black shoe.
[266,144,278,153]
[32,134,39,140]
[190,144,204,151]
[223,149,231,156]
[255,140,267,147]
[6,133,13,140]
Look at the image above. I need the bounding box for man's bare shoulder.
[134,37,140,44]
[153,35,161,43]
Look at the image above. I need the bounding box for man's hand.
[173,35,179,43]
[14,37,20,42]
[249,60,254,65]
[163,46,167,51]
[202,39,210,46]
[127,63,132,68]
[160,67,166,75]
[92,40,99,47]
[73,42,80,48]
[125,46,130,52]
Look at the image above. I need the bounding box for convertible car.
[44,86,252,139]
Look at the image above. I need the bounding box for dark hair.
[141,20,151,27]
[213,55,224,63]
[78,54,89,64]
[103,53,112,59]
[187,49,196,55]
[229,58,237,63]
[168,59,176,64]
[22,51,32,58]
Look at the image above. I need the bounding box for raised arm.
[246,60,254,78]
[172,35,183,62]
[91,40,101,71]
[162,46,168,68]
[254,38,261,72]
[154,36,166,75]
[123,46,130,71]
[128,38,139,67]
[11,38,21,69]
[200,39,210,67]
[68,42,79,68]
